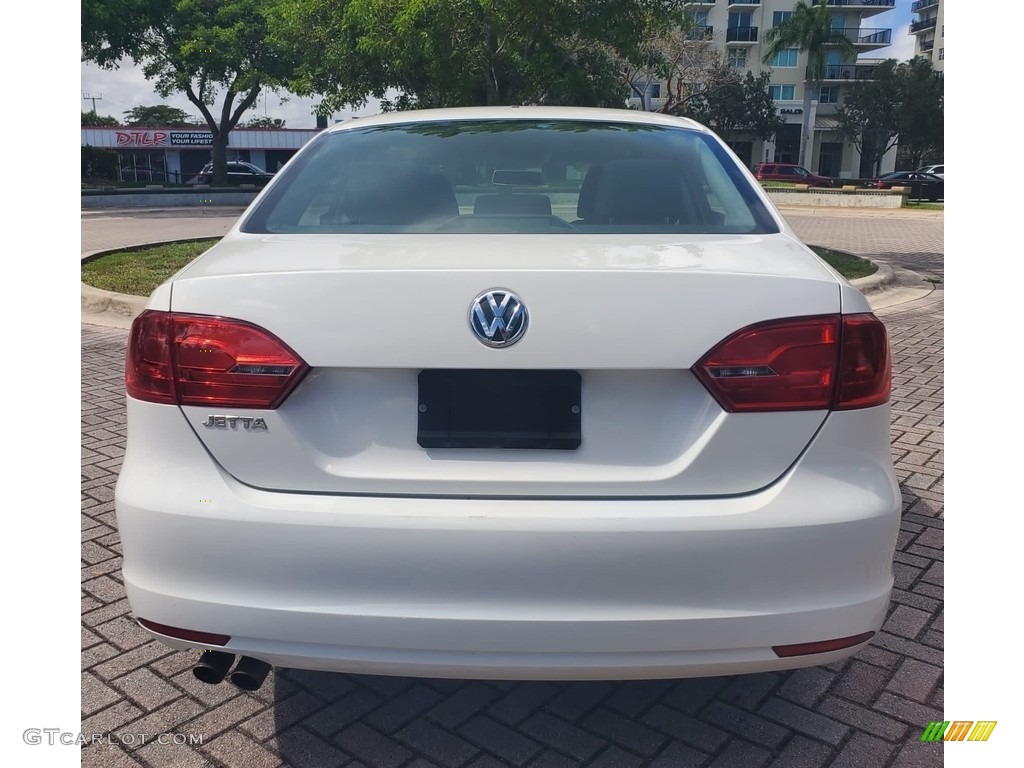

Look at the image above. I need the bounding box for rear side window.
[242,120,778,235]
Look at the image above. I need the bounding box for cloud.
[869,23,918,63]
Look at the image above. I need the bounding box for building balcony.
[827,0,895,6]
[834,27,892,47]
[920,39,935,52]
[726,26,759,43]
[826,0,896,18]
[910,17,938,34]
[911,0,939,12]
[822,64,878,81]
[687,25,714,41]
[727,0,759,5]
[689,0,716,5]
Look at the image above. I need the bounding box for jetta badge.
[469,289,529,347]
[203,415,268,431]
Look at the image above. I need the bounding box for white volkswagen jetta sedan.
[116,107,899,687]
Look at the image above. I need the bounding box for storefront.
[81,126,322,183]
[750,102,896,180]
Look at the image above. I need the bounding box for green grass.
[905,201,944,210]
[81,238,220,296]
[809,245,878,281]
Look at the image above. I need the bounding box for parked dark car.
[868,171,943,201]
[752,162,834,188]
[192,161,275,186]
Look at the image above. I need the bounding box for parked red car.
[753,163,834,188]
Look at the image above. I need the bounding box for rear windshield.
[242,119,779,235]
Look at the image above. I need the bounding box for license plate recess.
[417,370,581,450]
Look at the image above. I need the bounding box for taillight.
[835,313,891,409]
[126,311,309,408]
[694,314,890,412]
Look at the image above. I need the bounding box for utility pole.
[82,92,103,113]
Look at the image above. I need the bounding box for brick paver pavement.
[82,209,943,767]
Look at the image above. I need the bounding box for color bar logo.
[921,721,997,742]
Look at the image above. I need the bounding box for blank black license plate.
[417,370,581,450]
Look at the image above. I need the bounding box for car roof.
[324,106,708,134]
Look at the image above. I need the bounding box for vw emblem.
[469,289,529,348]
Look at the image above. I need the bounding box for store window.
[117,151,169,183]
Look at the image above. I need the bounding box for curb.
[81,238,220,326]
[81,241,222,323]
[82,282,148,318]
[776,205,944,220]
[849,262,896,296]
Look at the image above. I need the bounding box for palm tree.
[762,0,856,169]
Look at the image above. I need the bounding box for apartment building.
[630,0,898,178]
[910,0,943,72]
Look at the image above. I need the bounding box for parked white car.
[117,107,900,688]
[914,163,944,179]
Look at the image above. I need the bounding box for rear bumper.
[116,399,900,680]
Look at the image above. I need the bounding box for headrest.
[578,160,687,224]
[336,165,458,225]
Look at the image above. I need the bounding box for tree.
[123,105,200,126]
[83,1,300,185]
[613,12,737,116]
[895,57,943,168]
[834,60,901,178]
[686,70,784,145]
[655,36,736,118]
[243,116,287,128]
[82,110,120,126]
[762,0,855,167]
[82,0,164,65]
[267,0,690,112]
[835,57,943,177]
[82,146,120,180]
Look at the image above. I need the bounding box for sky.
[80,1,916,128]
[79,62,373,129]
[872,1,916,61]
